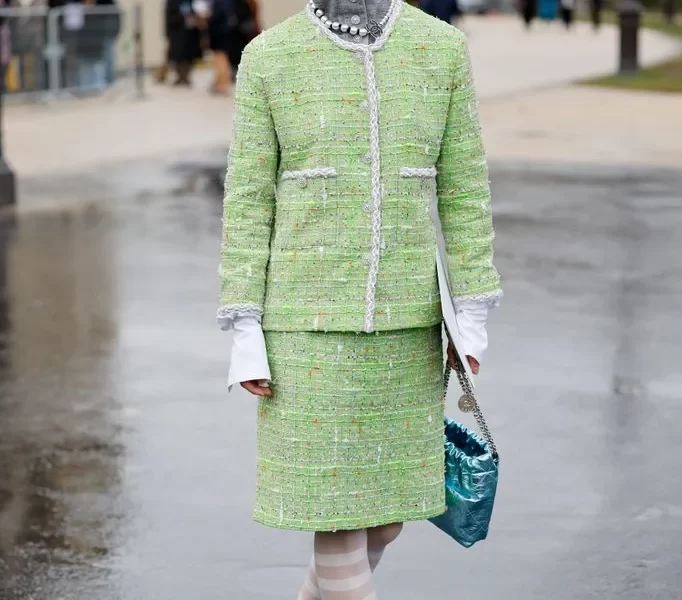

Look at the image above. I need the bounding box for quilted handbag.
[428,358,500,547]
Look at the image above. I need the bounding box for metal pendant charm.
[458,394,477,413]
[367,19,383,39]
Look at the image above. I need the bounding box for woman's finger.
[241,380,273,397]
[467,356,480,375]
[447,342,481,375]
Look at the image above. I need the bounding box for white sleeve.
[226,315,272,392]
[453,299,497,363]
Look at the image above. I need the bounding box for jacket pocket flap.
[281,167,337,182]
[400,167,437,178]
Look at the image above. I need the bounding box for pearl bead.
[340,24,350,33]
[331,21,340,30]
[349,26,358,35]
[321,16,329,25]
[359,28,368,37]
[315,9,324,17]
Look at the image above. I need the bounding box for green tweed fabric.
[254,325,446,531]
[219,2,501,333]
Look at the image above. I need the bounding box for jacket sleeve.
[218,40,279,330]
[436,34,501,305]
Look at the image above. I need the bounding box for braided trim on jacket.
[362,49,382,334]
[217,304,264,330]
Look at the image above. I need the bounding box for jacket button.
[362,153,371,163]
[362,254,372,266]
[297,177,308,188]
[359,100,369,111]
[362,203,371,212]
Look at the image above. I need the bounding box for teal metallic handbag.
[429,359,500,548]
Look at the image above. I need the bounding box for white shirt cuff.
[453,299,493,364]
[226,315,271,392]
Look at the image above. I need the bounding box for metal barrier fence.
[1,4,144,103]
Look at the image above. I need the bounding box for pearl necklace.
[308,0,397,39]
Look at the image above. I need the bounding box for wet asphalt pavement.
[0,156,681,600]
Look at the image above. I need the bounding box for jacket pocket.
[280,167,337,188]
[399,166,439,219]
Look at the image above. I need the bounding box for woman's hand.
[447,340,480,375]
[241,380,273,397]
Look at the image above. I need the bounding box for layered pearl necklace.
[308,0,398,39]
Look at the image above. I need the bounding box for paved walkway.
[3,158,682,600]
[5,16,682,180]
[481,86,682,168]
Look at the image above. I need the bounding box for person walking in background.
[163,0,203,86]
[75,0,121,90]
[93,0,121,85]
[559,0,574,28]
[519,0,536,28]
[537,0,558,21]
[419,0,461,25]
[589,0,603,30]
[208,0,260,94]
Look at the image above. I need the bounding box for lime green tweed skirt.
[255,325,446,532]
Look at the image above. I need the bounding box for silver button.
[353,51,364,62]
[362,254,372,266]
[351,15,361,25]
[362,153,371,163]
[362,202,371,212]
[297,177,308,188]
[359,100,369,111]
[353,35,362,43]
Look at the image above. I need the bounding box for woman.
[218,1,501,597]
[208,0,260,94]
[163,0,203,86]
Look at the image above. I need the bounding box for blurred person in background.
[419,0,461,25]
[589,0,603,30]
[208,0,260,95]
[559,0,574,28]
[93,0,121,85]
[74,0,121,90]
[163,0,203,86]
[537,0,557,21]
[518,0,536,28]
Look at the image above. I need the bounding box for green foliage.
[585,56,682,92]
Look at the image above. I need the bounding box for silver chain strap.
[444,359,499,463]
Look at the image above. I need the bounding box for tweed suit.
[219,1,501,531]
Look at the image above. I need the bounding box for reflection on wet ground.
[0,209,124,599]
[0,159,681,599]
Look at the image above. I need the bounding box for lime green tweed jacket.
[219,1,501,333]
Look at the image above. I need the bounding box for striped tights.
[297,523,403,600]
